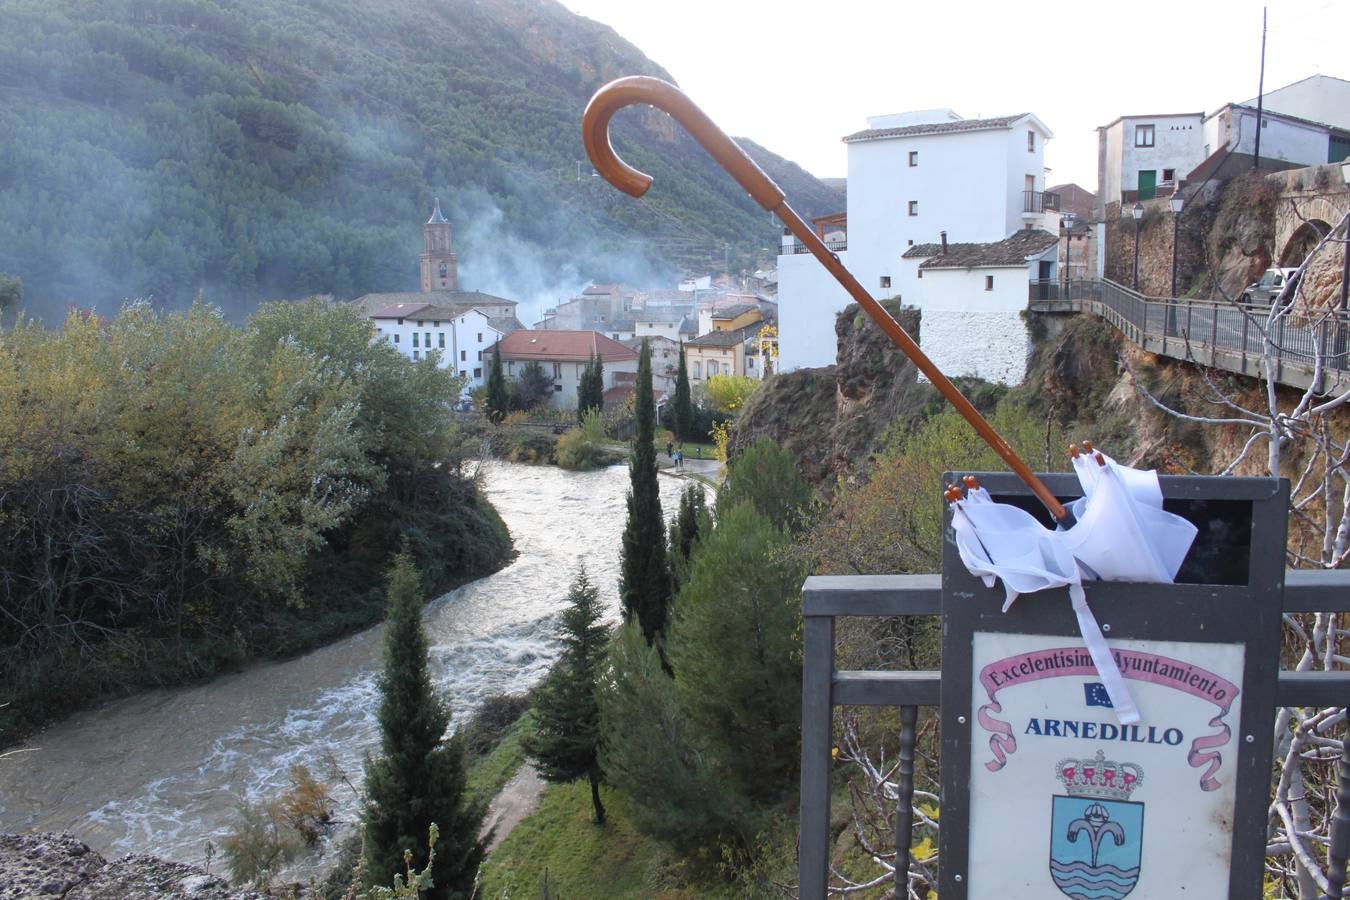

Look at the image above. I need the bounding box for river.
[0,462,687,872]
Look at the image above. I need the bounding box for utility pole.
[1254,7,1266,170]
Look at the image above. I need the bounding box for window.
[438,333,445,348]
[425,333,430,348]
[433,320,440,328]
[438,262,447,278]
[1135,124,1155,147]
[880,276,892,289]
[908,201,918,216]
[460,350,467,361]
[1163,168,1175,181]
[474,367,482,378]
[393,334,400,344]
[708,360,719,376]
[417,320,424,327]
[412,333,419,348]
[459,370,467,378]
[477,351,483,361]
[397,318,404,325]
[1028,130,1035,152]
[412,350,419,359]
[693,361,702,378]
[908,150,918,167]
[917,269,923,279]
[477,333,482,342]
[985,275,994,291]
[552,363,562,378]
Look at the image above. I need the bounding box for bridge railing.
[798,569,1350,899]
[1030,279,1350,377]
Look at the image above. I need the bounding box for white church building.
[777,108,1062,384]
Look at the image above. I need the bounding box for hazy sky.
[566,0,1347,191]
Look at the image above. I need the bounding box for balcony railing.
[1023,190,1060,213]
[784,239,847,255]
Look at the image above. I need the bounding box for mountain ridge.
[0,0,837,322]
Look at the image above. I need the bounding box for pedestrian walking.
[674,449,683,469]
[667,440,674,459]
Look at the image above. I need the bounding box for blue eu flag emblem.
[1084,683,1114,708]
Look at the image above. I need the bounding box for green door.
[1138,170,1157,200]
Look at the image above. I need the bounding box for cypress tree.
[619,339,671,645]
[577,352,604,423]
[672,348,693,441]
[363,553,489,898]
[667,483,707,592]
[521,568,608,823]
[486,343,508,422]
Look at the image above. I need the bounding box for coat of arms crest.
[1049,750,1144,899]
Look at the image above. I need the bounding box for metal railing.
[799,570,1350,899]
[1023,190,1061,213]
[1029,278,1350,392]
[785,239,847,255]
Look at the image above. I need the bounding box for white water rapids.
[0,462,686,872]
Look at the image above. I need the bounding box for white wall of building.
[776,250,853,370]
[1221,106,1329,165]
[371,308,500,394]
[634,320,681,341]
[917,266,1033,384]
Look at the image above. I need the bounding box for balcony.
[1023,189,1060,214]
[784,239,847,255]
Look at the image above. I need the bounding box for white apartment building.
[370,302,502,393]
[777,108,1056,378]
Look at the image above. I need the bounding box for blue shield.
[1049,795,1143,899]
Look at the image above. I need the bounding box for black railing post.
[894,704,920,899]
[800,613,834,899]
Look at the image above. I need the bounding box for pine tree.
[619,339,671,645]
[672,348,693,441]
[521,568,609,823]
[668,502,806,806]
[363,553,489,899]
[486,343,508,423]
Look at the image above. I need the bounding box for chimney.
[940,231,948,255]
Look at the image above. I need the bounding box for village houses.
[777,107,1060,384]
[491,330,640,410]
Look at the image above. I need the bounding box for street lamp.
[1169,190,1184,298]
[1132,201,1144,291]
[1338,161,1350,369]
[1061,215,1072,291]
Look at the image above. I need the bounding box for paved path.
[481,763,545,853]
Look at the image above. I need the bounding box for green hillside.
[0,0,823,322]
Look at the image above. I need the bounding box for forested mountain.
[0,0,833,323]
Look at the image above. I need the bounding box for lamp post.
[1169,190,1184,298]
[1062,215,1072,295]
[1132,201,1144,291]
[1338,161,1350,369]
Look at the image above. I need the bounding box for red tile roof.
[494,330,638,363]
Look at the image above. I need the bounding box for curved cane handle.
[582,76,786,210]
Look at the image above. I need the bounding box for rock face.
[0,833,268,900]
[732,301,930,482]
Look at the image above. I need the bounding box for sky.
[566,0,1348,192]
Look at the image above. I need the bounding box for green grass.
[478,781,744,900]
[467,712,533,802]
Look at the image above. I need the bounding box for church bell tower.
[419,198,458,293]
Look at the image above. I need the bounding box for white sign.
[966,631,1245,900]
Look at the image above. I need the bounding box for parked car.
[1242,267,1300,305]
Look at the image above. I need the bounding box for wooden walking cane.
[583,75,1072,525]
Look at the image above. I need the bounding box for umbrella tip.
[1068,444,1080,459]
[1094,451,1106,467]
[944,484,964,503]
[1082,439,1095,453]
[963,474,980,490]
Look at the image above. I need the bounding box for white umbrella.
[948,452,1198,725]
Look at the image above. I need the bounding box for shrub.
[278,764,333,846]
[221,797,304,888]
